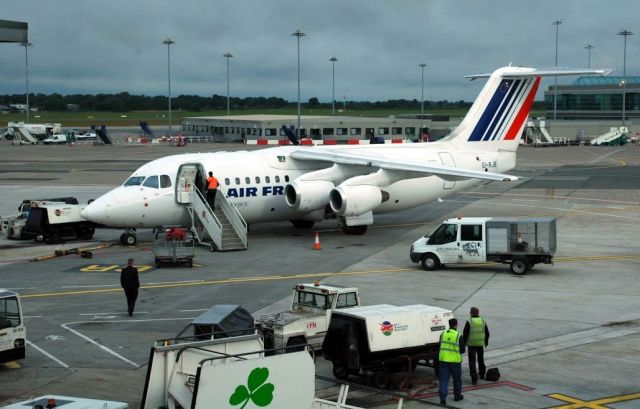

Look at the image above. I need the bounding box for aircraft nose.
[81,193,114,224]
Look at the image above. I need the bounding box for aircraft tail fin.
[446,67,611,151]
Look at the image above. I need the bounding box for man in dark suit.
[120,258,140,317]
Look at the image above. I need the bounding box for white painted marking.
[27,340,69,368]
[24,315,43,319]
[45,335,66,342]
[79,312,148,316]
[62,323,140,368]
[146,279,204,285]
[62,284,119,289]
[179,308,209,312]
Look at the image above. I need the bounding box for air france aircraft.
[82,66,607,245]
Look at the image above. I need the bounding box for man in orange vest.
[206,171,219,210]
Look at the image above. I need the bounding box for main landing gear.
[120,230,137,246]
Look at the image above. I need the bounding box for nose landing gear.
[120,230,137,246]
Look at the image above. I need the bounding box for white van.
[43,134,69,144]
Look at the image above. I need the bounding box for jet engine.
[284,180,335,211]
[329,185,382,216]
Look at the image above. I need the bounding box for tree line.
[0,92,476,112]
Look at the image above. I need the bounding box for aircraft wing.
[289,149,518,182]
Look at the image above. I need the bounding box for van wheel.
[333,365,348,380]
[372,370,390,389]
[510,258,530,275]
[421,254,440,271]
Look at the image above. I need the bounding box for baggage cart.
[153,226,195,267]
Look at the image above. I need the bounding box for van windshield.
[0,296,21,329]
[124,176,145,186]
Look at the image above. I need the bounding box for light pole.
[419,63,427,115]
[618,29,633,127]
[224,52,233,116]
[19,42,33,123]
[584,44,594,68]
[552,19,562,120]
[329,57,337,115]
[163,38,175,136]
[291,29,305,138]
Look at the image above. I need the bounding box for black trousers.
[468,346,486,380]
[124,288,138,316]
[206,189,217,209]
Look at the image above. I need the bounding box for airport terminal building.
[181,114,458,143]
[545,76,640,120]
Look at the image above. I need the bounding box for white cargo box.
[333,304,453,352]
[3,395,128,409]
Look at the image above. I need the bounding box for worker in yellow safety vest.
[462,306,490,385]
[438,318,465,405]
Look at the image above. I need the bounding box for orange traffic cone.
[313,232,322,250]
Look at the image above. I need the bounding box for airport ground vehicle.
[3,396,127,409]
[0,289,26,364]
[1,197,79,240]
[21,199,96,244]
[322,304,453,389]
[152,226,194,267]
[256,282,360,353]
[410,217,556,275]
[43,133,73,144]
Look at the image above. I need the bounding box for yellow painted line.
[19,254,639,300]
[547,391,640,408]
[3,361,20,369]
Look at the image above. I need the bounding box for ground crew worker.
[462,306,490,385]
[206,171,219,210]
[438,318,464,405]
[120,258,140,317]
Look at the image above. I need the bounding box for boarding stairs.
[93,125,113,144]
[590,126,628,146]
[187,189,247,251]
[524,120,554,145]
[10,124,38,145]
[139,121,155,138]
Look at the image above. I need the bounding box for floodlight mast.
[584,44,594,68]
[224,52,234,116]
[330,57,338,115]
[552,19,562,120]
[163,38,175,136]
[19,42,33,123]
[618,29,633,126]
[419,63,427,115]
[291,29,305,139]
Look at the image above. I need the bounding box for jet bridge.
[176,163,247,251]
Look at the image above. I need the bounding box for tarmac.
[0,140,639,408]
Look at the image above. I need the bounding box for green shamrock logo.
[229,367,275,408]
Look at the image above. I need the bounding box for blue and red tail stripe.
[504,77,541,140]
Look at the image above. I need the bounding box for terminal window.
[378,127,389,135]
[350,128,361,135]
[337,128,348,135]
[323,128,335,136]
[392,127,402,135]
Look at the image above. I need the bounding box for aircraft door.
[459,223,485,264]
[176,163,206,204]
[438,152,456,189]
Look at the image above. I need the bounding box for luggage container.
[152,226,195,267]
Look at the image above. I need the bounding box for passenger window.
[225,178,230,185]
[255,177,260,184]
[160,175,172,188]
[285,175,290,182]
[245,177,250,184]
[235,177,240,185]
[275,176,280,183]
[265,176,271,183]
[142,176,159,189]
[461,225,482,241]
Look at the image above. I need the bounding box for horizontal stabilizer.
[465,67,613,80]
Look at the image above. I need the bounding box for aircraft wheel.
[209,242,216,252]
[421,254,440,271]
[120,233,136,246]
[286,337,306,353]
[333,365,349,380]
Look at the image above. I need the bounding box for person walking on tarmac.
[438,318,465,405]
[120,258,140,317]
[462,306,490,385]
[206,171,219,210]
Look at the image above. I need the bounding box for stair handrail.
[193,189,223,249]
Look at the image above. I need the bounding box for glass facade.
[545,76,640,119]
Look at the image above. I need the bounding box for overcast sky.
[1,0,638,103]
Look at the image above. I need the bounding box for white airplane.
[82,66,608,245]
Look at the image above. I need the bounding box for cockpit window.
[143,176,159,189]
[124,176,145,186]
[160,175,172,188]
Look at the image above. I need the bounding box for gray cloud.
[1,0,637,102]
